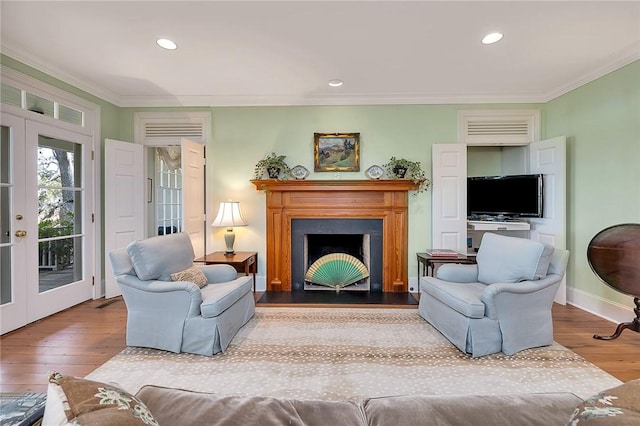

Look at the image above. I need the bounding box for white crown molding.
[1,46,123,107]
[3,42,638,108]
[118,92,550,108]
[542,42,640,103]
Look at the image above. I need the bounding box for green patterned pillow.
[43,371,158,425]
[567,379,640,425]
[170,266,208,288]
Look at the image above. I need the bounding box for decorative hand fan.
[304,253,369,291]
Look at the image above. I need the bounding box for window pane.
[1,187,10,244]
[0,246,11,305]
[39,236,83,292]
[1,125,9,183]
[39,189,81,237]
[0,83,22,108]
[38,139,79,188]
[58,105,83,126]
[26,93,54,117]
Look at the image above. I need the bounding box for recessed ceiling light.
[156,38,177,50]
[481,32,503,45]
[328,79,344,87]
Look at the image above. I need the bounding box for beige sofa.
[43,372,640,426]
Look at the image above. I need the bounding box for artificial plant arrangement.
[382,156,431,194]
[253,152,291,180]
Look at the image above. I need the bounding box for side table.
[416,251,477,292]
[194,251,257,292]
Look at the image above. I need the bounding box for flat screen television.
[467,174,543,219]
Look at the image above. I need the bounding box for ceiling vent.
[458,109,540,146]
[134,112,210,146]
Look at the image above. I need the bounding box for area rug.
[86,307,621,400]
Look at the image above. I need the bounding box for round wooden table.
[587,223,640,340]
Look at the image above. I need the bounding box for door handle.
[15,230,27,237]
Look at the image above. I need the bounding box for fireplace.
[252,179,417,292]
[291,218,383,292]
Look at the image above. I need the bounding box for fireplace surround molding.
[252,179,417,293]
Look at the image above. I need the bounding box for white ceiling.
[2,1,639,107]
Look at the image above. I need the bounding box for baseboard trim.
[567,287,634,324]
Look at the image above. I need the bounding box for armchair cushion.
[127,233,195,281]
[422,278,486,318]
[171,266,208,288]
[200,279,253,318]
[476,233,554,284]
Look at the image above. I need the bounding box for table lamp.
[211,201,247,255]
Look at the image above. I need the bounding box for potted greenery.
[382,156,431,194]
[253,152,291,180]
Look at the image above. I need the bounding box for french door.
[1,113,94,334]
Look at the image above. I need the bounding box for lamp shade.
[211,201,247,228]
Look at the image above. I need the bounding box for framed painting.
[313,132,360,172]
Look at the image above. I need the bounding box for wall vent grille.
[458,110,540,145]
[134,112,211,146]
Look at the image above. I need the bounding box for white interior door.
[181,138,205,257]
[529,136,567,304]
[104,139,144,298]
[431,144,468,251]
[1,113,27,334]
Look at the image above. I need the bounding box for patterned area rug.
[86,307,621,400]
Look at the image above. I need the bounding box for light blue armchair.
[419,233,569,357]
[109,233,255,356]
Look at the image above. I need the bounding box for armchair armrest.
[436,264,479,283]
[197,264,238,283]
[481,274,563,319]
[116,274,203,317]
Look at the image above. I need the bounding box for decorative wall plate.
[291,165,310,180]
[365,165,384,179]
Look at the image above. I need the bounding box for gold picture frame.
[313,132,360,172]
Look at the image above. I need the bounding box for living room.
[1,2,639,423]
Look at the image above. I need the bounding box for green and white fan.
[304,253,369,291]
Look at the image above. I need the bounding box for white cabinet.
[467,220,530,231]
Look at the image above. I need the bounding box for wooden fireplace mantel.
[252,179,417,293]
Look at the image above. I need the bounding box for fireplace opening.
[291,219,383,292]
[304,234,371,291]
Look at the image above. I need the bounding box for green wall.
[543,60,640,306]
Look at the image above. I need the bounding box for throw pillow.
[567,379,640,425]
[42,371,158,426]
[170,266,208,288]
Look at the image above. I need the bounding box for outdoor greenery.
[382,157,431,194]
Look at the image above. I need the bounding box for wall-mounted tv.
[467,174,543,219]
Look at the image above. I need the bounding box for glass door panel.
[37,140,84,292]
[0,114,28,334]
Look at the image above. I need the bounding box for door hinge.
[91,213,95,223]
[91,150,95,160]
[92,276,95,286]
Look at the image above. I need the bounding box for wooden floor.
[1,293,638,393]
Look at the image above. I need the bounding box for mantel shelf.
[251,179,418,192]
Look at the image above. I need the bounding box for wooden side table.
[416,251,477,292]
[194,251,258,292]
